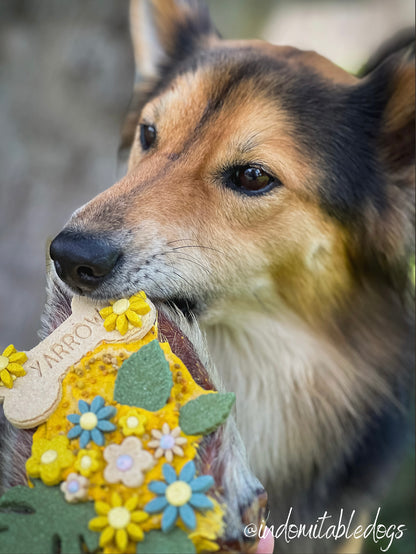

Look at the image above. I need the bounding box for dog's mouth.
[155,296,204,321]
[48,230,213,321]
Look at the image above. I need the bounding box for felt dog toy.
[0,292,236,554]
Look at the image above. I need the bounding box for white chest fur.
[202,307,361,487]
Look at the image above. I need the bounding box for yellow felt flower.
[189,501,224,552]
[26,435,75,486]
[0,344,27,389]
[99,292,151,336]
[118,409,146,437]
[74,448,102,478]
[89,492,148,551]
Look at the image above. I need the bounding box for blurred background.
[0,1,414,552]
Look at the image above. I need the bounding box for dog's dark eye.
[140,124,156,150]
[229,166,277,194]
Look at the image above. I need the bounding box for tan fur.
[383,64,415,132]
[222,40,359,86]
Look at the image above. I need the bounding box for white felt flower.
[103,436,154,487]
[148,423,187,462]
[60,472,89,503]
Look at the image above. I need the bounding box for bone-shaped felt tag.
[0,296,156,429]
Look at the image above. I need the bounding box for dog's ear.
[367,32,415,174]
[118,0,219,173]
[357,35,415,291]
[130,0,219,80]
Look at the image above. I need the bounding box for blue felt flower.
[67,396,116,448]
[145,460,214,532]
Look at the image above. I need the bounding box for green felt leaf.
[137,528,196,553]
[179,392,236,435]
[114,339,173,410]
[0,480,99,554]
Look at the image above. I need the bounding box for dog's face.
[49,1,414,328]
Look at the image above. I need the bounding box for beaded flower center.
[67,480,80,493]
[108,506,131,529]
[159,434,175,450]
[116,454,134,472]
[80,455,92,470]
[40,449,58,465]
[112,299,130,315]
[0,356,8,370]
[126,416,139,429]
[165,481,192,507]
[80,412,98,430]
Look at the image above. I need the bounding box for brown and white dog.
[1,1,414,553]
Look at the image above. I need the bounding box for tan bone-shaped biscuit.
[0,296,156,429]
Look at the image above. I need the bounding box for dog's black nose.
[50,230,120,292]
